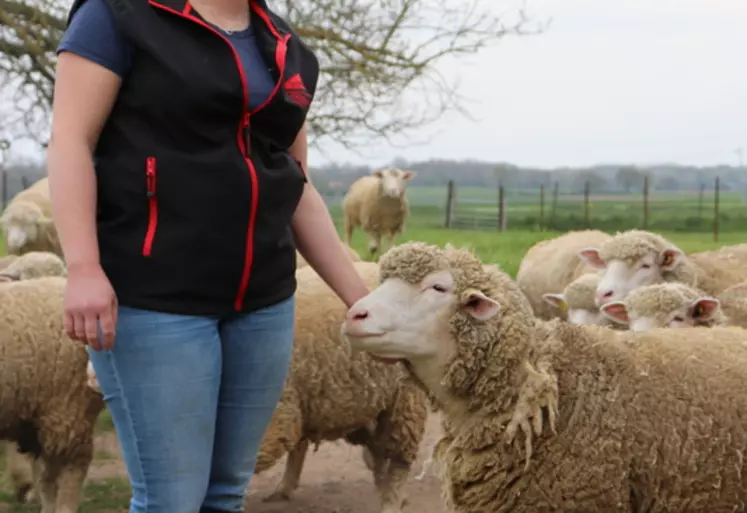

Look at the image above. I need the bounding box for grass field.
[0,201,746,511]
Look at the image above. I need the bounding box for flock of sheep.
[1,169,747,513]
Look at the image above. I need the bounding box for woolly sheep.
[343,241,747,512]
[253,261,428,513]
[342,168,416,257]
[295,243,362,268]
[0,276,105,512]
[578,229,747,306]
[515,230,612,320]
[0,251,66,283]
[0,254,20,270]
[0,177,61,257]
[540,272,613,326]
[600,281,747,331]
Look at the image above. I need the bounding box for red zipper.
[147,0,289,310]
[142,156,158,257]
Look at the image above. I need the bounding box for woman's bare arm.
[290,125,369,308]
[47,52,121,270]
[47,52,122,349]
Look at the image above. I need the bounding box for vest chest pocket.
[142,156,159,257]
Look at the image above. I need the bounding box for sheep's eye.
[431,284,448,293]
[640,263,651,269]
[673,316,685,322]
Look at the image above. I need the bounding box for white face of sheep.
[599,297,721,332]
[0,205,52,253]
[541,293,608,326]
[342,269,500,364]
[578,247,684,307]
[372,168,415,198]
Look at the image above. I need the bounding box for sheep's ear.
[600,301,630,325]
[0,270,20,283]
[38,215,55,226]
[578,248,606,269]
[689,297,720,322]
[371,169,384,178]
[461,288,500,321]
[659,248,683,270]
[401,170,416,180]
[542,293,568,312]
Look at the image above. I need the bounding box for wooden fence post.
[583,180,590,228]
[642,174,649,229]
[444,180,455,228]
[498,185,505,232]
[714,176,720,242]
[539,184,545,231]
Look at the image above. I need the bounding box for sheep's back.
[516,230,612,320]
[0,277,91,427]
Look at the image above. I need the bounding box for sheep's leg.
[367,233,381,257]
[385,233,396,252]
[5,443,36,503]
[264,439,309,502]
[370,453,410,513]
[32,457,58,513]
[344,217,354,246]
[53,464,88,513]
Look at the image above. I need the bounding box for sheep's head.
[542,273,609,326]
[577,230,686,306]
[372,167,415,198]
[599,282,723,332]
[0,201,54,254]
[342,242,535,411]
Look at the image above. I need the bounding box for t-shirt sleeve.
[56,0,134,77]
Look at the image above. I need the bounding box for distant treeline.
[4,157,744,201]
[310,158,746,196]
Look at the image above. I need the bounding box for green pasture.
[0,190,745,510]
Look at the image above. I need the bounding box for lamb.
[342,241,747,512]
[253,261,428,513]
[0,254,20,270]
[0,276,105,512]
[578,229,747,306]
[0,177,61,258]
[0,251,66,282]
[342,168,415,257]
[541,272,613,326]
[295,243,362,268]
[515,229,612,320]
[600,281,747,331]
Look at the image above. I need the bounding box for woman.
[46,0,370,510]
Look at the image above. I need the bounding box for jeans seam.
[106,349,149,511]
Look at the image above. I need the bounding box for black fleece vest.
[66,0,319,315]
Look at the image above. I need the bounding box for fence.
[0,170,41,209]
[441,176,737,241]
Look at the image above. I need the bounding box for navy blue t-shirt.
[57,0,276,110]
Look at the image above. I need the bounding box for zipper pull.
[243,114,251,156]
[146,157,156,197]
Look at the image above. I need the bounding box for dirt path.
[88,413,446,513]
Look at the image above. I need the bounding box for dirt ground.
[87,412,447,513]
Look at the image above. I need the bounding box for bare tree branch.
[0,0,546,151]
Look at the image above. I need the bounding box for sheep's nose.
[346,307,369,323]
[595,289,614,304]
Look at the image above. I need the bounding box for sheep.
[0,177,61,258]
[295,243,362,268]
[0,251,66,283]
[342,168,416,257]
[578,229,747,306]
[600,281,747,331]
[342,241,747,513]
[540,272,613,326]
[515,229,612,320]
[0,254,20,270]
[253,261,428,513]
[0,276,105,513]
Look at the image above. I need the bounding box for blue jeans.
[88,296,295,513]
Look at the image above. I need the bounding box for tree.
[615,166,643,193]
[0,0,545,151]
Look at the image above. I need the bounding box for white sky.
[7,0,747,169]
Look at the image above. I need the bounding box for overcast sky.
[8,0,747,169]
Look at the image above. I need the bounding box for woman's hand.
[64,263,118,351]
